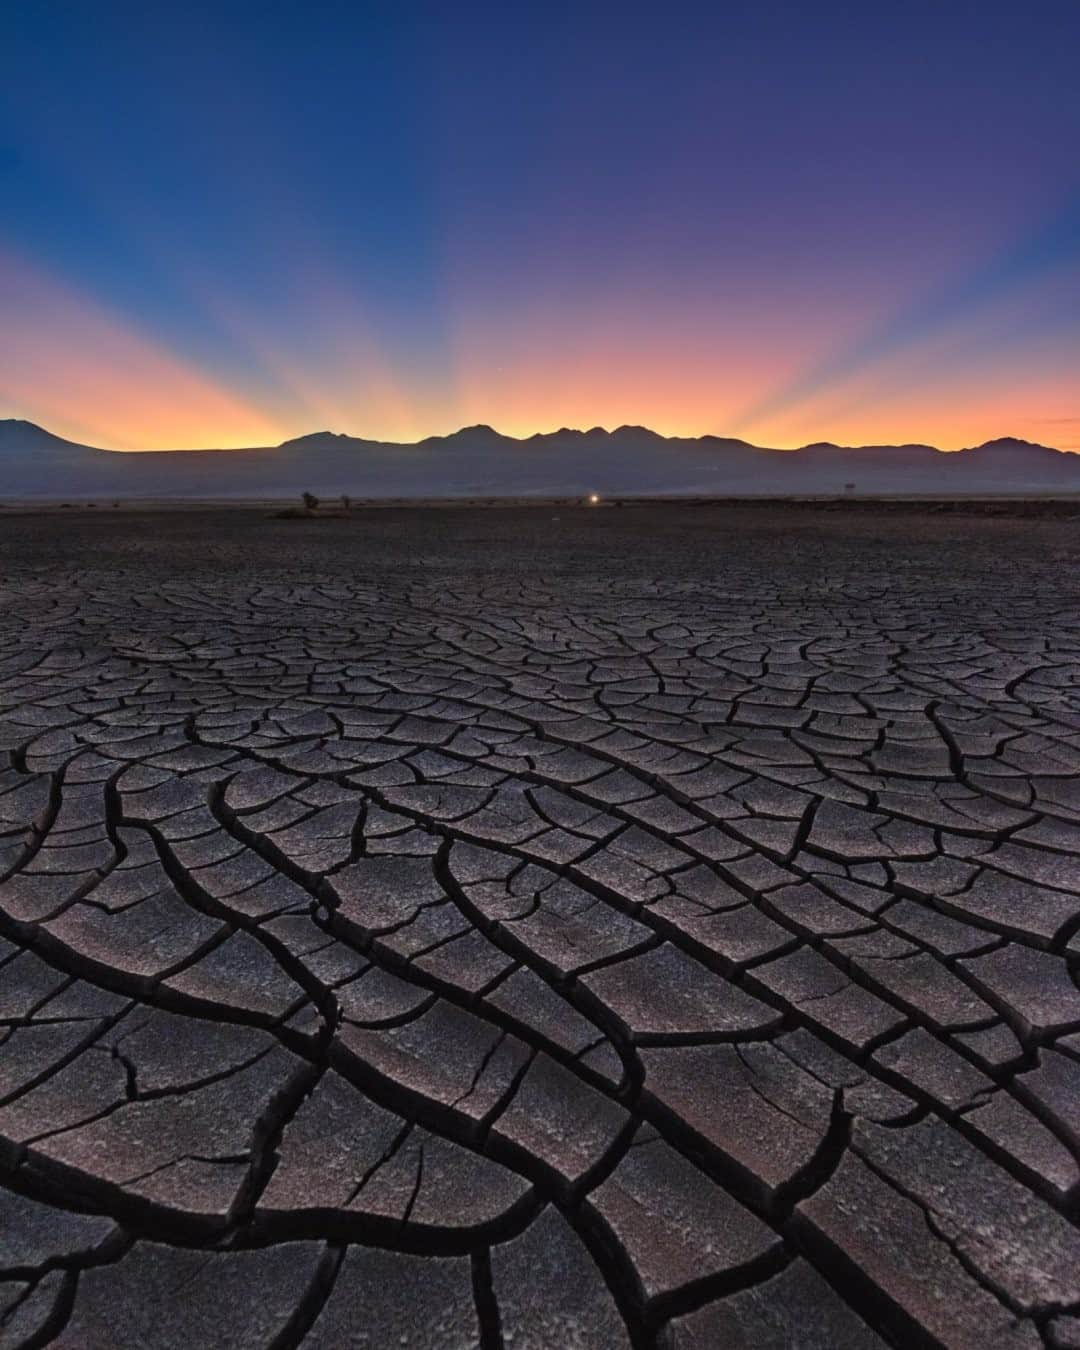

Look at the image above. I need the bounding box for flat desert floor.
[1,503,1079,1349]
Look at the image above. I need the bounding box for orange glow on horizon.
[2,246,1077,455]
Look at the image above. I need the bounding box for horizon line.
[1,416,1071,457]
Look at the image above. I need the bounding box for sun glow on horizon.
[4,195,1079,456]
[4,225,1077,455]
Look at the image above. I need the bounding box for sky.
[2,0,1079,451]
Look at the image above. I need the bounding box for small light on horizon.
[589,492,600,504]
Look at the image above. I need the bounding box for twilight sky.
[2,1,1079,451]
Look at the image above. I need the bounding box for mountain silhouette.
[1,418,1076,499]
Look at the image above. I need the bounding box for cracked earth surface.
[1,503,1079,1349]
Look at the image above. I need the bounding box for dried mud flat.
[1,502,1079,1350]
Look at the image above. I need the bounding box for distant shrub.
[341,494,351,510]
[302,491,319,511]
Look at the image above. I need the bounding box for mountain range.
[1,419,1077,499]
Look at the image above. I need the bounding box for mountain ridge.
[0,418,1069,458]
[1,418,1076,499]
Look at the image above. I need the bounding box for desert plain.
[1,501,1079,1348]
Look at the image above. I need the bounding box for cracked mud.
[1,502,1079,1349]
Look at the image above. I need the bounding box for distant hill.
[0,418,1076,499]
[0,420,103,471]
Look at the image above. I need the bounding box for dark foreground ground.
[1,503,1079,1349]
